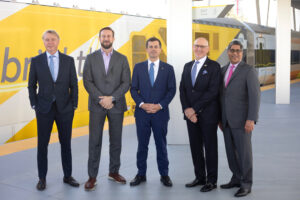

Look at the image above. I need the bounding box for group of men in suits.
[28,27,260,198]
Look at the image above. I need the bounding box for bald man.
[179,37,221,192]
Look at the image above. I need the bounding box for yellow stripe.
[261,78,300,91]
[0,116,135,156]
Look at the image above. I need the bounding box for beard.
[101,41,113,49]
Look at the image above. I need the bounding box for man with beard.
[83,27,131,190]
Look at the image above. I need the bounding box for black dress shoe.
[234,188,251,197]
[220,182,241,189]
[63,176,80,187]
[160,176,173,187]
[200,183,217,192]
[130,175,146,186]
[185,178,206,187]
[36,179,46,191]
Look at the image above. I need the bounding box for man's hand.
[190,114,198,123]
[184,108,195,119]
[99,96,114,109]
[141,104,161,114]
[245,120,254,133]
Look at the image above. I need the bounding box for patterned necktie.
[191,61,199,86]
[49,55,55,81]
[225,64,235,87]
[149,62,155,86]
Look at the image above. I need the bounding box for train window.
[291,50,300,64]
[159,28,167,45]
[255,50,275,67]
[132,35,147,68]
[213,33,219,50]
[195,32,209,42]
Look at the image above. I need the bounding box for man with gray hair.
[28,29,79,190]
[219,40,260,197]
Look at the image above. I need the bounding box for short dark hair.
[99,27,114,37]
[146,37,161,48]
[227,40,243,50]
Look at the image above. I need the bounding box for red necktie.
[225,65,235,87]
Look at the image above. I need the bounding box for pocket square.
[202,70,208,75]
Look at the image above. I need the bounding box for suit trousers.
[36,102,74,179]
[135,114,169,176]
[223,124,253,189]
[88,110,124,178]
[186,120,218,184]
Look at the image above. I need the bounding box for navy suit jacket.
[179,57,221,124]
[28,51,78,114]
[130,60,176,121]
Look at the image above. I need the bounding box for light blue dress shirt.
[46,51,59,81]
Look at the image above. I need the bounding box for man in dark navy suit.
[28,30,79,191]
[179,37,221,192]
[130,37,176,187]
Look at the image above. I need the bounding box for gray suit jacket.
[83,49,131,113]
[220,61,260,128]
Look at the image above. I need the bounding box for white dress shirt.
[191,56,207,80]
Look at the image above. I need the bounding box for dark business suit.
[179,57,221,184]
[130,60,176,176]
[28,51,78,180]
[83,49,131,177]
[220,61,260,189]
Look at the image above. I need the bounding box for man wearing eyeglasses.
[219,40,260,197]
[179,37,221,192]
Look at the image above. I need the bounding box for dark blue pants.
[135,115,169,176]
[36,102,74,180]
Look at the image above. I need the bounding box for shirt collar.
[148,59,160,67]
[195,56,207,64]
[100,48,113,56]
[46,51,59,58]
[230,61,241,68]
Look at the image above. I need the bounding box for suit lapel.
[142,61,152,87]
[56,51,63,82]
[226,61,244,87]
[194,58,209,87]
[107,51,117,75]
[42,52,54,83]
[95,50,106,76]
[153,61,165,87]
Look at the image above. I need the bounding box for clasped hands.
[141,103,161,114]
[184,108,198,123]
[99,96,114,109]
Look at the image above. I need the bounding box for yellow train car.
[0,1,257,144]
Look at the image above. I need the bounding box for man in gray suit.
[83,27,131,190]
[219,40,260,197]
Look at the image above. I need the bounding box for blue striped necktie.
[191,61,199,86]
[49,55,55,81]
[149,62,154,86]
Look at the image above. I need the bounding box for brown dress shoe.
[108,173,126,184]
[85,177,97,191]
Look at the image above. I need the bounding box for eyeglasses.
[194,45,208,49]
[229,49,243,53]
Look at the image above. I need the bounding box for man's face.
[43,33,59,54]
[100,30,114,49]
[193,38,209,60]
[227,44,243,64]
[146,41,161,60]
